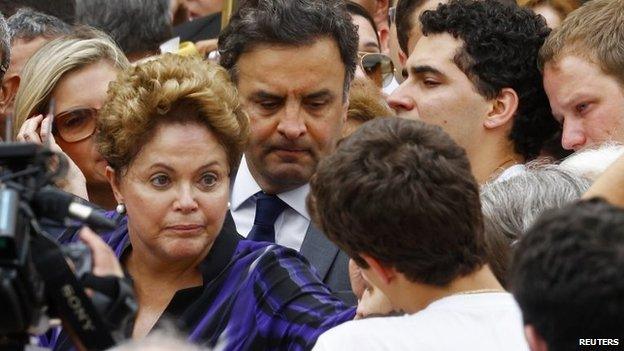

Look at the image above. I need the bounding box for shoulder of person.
[313,316,415,351]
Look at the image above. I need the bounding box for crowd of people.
[0,0,621,350]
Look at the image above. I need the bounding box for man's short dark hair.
[510,199,624,351]
[395,0,427,55]
[218,0,358,99]
[309,118,486,286]
[346,1,380,47]
[420,0,557,160]
[0,0,75,25]
[0,11,9,80]
[8,8,71,43]
[76,0,172,57]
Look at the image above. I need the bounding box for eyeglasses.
[53,107,99,143]
[358,52,395,88]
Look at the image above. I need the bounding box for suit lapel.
[299,223,339,281]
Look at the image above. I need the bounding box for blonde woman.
[14,28,130,209]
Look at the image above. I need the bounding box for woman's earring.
[115,203,126,215]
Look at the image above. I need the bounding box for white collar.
[231,155,311,220]
[495,164,526,183]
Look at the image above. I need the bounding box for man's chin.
[263,165,313,190]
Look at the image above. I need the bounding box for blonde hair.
[538,0,624,84]
[13,28,130,137]
[97,54,249,173]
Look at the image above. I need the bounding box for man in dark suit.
[218,0,357,302]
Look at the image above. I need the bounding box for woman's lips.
[166,224,205,235]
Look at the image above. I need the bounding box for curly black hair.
[510,199,624,351]
[420,0,558,160]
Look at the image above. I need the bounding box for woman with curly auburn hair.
[49,54,354,351]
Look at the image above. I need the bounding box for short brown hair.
[309,118,486,286]
[97,54,249,174]
[538,0,624,85]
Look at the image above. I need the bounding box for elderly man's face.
[236,38,348,194]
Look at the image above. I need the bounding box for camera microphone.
[33,187,117,231]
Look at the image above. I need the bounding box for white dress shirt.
[230,156,310,251]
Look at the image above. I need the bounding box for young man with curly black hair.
[309,118,528,351]
[389,0,557,183]
[510,199,624,351]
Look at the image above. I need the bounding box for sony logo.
[61,284,96,331]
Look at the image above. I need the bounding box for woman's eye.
[150,174,170,188]
[62,115,88,128]
[199,173,217,188]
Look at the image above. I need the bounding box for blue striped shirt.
[47,215,355,350]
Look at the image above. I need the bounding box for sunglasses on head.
[52,107,99,143]
[358,52,395,88]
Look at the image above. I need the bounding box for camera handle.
[29,222,116,351]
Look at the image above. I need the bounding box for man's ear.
[0,75,20,115]
[105,166,124,204]
[484,87,519,130]
[524,325,549,351]
[378,27,390,55]
[361,253,396,285]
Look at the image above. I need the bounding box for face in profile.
[543,54,624,151]
[51,61,118,186]
[387,33,491,155]
[236,38,347,193]
[110,122,230,261]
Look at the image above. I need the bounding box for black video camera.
[0,142,136,351]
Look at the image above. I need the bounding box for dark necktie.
[247,192,288,243]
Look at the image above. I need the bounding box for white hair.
[559,143,624,182]
[481,163,591,240]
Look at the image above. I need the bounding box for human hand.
[355,283,394,319]
[79,227,123,278]
[16,114,89,199]
[349,259,395,319]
